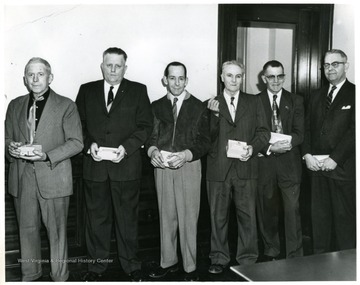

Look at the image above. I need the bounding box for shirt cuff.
[147,146,159,158]
[266,145,272,156]
[184,149,193,162]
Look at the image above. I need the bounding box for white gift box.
[269,132,292,144]
[19,144,42,156]
[97,147,118,161]
[226,140,248,158]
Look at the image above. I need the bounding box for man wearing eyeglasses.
[256,60,304,262]
[302,49,355,254]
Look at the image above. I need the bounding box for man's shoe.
[81,271,103,281]
[128,270,143,281]
[149,264,179,278]
[184,270,199,281]
[208,264,226,274]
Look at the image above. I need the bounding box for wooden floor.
[5,233,314,282]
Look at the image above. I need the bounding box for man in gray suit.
[5,57,83,281]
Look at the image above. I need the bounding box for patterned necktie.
[172,97,178,121]
[27,95,44,144]
[271,94,283,133]
[326,85,337,110]
[107,86,114,111]
[230,96,236,121]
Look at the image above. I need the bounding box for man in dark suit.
[206,60,270,274]
[75,47,153,281]
[256,60,304,261]
[147,62,210,281]
[5,57,83,281]
[302,49,355,254]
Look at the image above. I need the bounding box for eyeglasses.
[323,62,346,69]
[264,74,285,82]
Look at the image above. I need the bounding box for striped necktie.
[326,85,337,111]
[107,86,114,111]
[172,97,178,121]
[271,94,283,133]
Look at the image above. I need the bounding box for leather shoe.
[149,264,179,278]
[81,271,103,281]
[208,264,226,274]
[184,270,199,281]
[128,270,143,281]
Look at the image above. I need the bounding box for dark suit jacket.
[5,89,84,198]
[147,92,211,160]
[76,79,153,182]
[206,92,270,182]
[258,89,304,182]
[301,79,355,181]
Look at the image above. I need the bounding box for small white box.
[19,144,42,156]
[269,132,292,144]
[97,147,118,161]
[160,150,173,167]
[226,140,248,158]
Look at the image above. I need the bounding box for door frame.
[218,4,334,98]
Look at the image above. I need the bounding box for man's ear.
[162,76,168,86]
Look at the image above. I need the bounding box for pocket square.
[341,105,351,110]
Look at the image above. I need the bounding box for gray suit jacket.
[5,89,84,198]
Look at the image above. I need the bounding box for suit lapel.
[34,90,58,140]
[234,92,247,124]
[218,94,233,124]
[108,79,128,113]
[259,91,272,127]
[18,95,31,141]
[279,90,291,128]
[329,80,350,111]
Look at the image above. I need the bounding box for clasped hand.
[270,140,292,154]
[150,149,187,169]
[239,145,253,161]
[90,143,126,163]
[8,141,46,161]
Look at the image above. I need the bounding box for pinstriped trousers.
[154,159,201,273]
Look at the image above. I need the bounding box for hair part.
[262,60,284,73]
[103,47,128,61]
[164,61,187,78]
[24,57,52,75]
[221,60,245,74]
[325,49,348,62]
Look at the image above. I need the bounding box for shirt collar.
[167,90,189,102]
[30,88,50,101]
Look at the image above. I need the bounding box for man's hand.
[167,152,187,169]
[207,97,219,117]
[270,140,292,154]
[321,157,337,172]
[8,141,22,158]
[150,149,166,169]
[19,150,47,161]
[239,145,253,161]
[90,143,102,161]
[304,154,322,171]
[112,145,126,163]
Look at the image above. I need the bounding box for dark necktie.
[107,86,114,111]
[27,95,44,144]
[230,96,236,121]
[271,94,283,133]
[172,97,178,121]
[326,85,337,110]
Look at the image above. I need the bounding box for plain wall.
[332,4,355,82]
[3,4,218,112]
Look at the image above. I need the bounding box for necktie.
[326,85,337,110]
[107,86,114,111]
[230,96,236,121]
[172,97,178,121]
[27,95,44,144]
[271,94,283,133]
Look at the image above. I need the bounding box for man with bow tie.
[302,49,355,254]
[5,57,83,281]
[256,60,304,262]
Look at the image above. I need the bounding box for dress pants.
[207,164,258,266]
[257,157,303,258]
[14,163,70,281]
[311,175,356,254]
[84,178,141,274]
[154,160,201,273]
